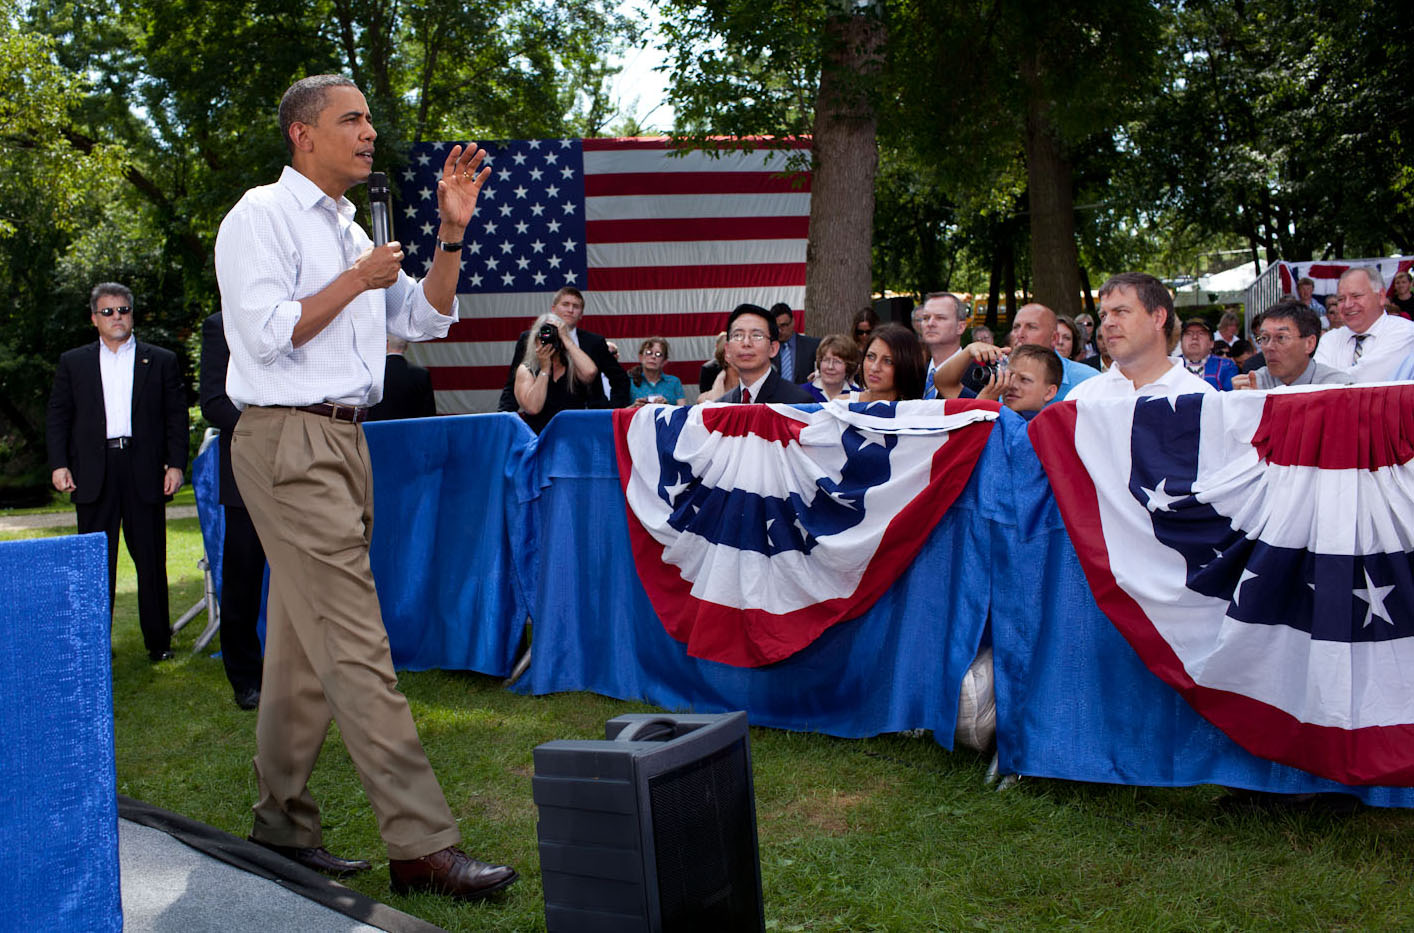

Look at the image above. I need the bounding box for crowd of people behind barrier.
[489,263,1414,434]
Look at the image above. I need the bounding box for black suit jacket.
[772,333,821,384]
[368,354,436,422]
[720,369,815,404]
[497,328,630,411]
[198,313,245,507]
[47,338,188,505]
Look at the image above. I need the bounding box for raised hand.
[435,144,492,232]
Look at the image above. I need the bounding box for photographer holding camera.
[513,308,599,433]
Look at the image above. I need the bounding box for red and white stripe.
[411,138,812,413]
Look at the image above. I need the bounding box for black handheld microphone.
[368,171,392,247]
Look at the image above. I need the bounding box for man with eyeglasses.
[1313,265,1414,382]
[771,301,819,384]
[46,282,188,661]
[719,304,815,404]
[1233,300,1352,390]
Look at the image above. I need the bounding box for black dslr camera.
[537,322,562,351]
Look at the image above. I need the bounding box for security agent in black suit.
[497,286,629,412]
[719,304,816,404]
[47,283,189,661]
[770,301,821,385]
[367,335,437,421]
[199,312,265,709]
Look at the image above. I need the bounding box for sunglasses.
[854,327,872,337]
[96,306,132,317]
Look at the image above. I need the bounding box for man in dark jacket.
[199,312,265,708]
[47,282,188,660]
[719,304,815,404]
[368,336,436,421]
[497,287,629,412]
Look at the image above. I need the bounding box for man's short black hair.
[1098,272,1176,342]
[89,282,133,315]
[279,74,357,156]
[727,303,778,342]
[770,302,793,322]
[1255,298,1322,340]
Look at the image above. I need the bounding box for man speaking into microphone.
[214,74,517,901]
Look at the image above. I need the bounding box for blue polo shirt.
[1053,353,1098,402]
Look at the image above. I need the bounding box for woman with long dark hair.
[856,323,926,402]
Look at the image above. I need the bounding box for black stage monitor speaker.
[533,711,764,933]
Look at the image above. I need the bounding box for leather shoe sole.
[390,846,518,900]
[249,837,372,877]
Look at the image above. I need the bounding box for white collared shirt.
[1066,359,1216,401]
[214,165,457,408]
[739,369,773,402]
[1314,313,1414,383]
[98,335,136,438]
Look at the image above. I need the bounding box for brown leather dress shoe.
[248,837,372,877]
[389,846,518,899]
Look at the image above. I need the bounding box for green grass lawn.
[8,518,1414,931]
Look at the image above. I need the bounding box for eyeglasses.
[640,350,664,358]
[727,331,770,344]
[1255,333,1300,348]
[97,306,132,317]
[854,327,872,337]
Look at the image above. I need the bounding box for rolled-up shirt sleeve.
[386,270,458,343]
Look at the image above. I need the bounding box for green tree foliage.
[1127,0,1413,262]
[0,19,128,496]
[1,0,635,496]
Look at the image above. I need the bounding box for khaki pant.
[231,406,460,860]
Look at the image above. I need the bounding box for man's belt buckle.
[327,403,357,423]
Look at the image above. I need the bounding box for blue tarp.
[183,408,1414,801]
[0,533,122,931]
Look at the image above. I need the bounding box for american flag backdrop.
[394,137,813,413]
[1278,257,1413,299]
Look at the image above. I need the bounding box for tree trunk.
[984,244,1006,332]
[804,12,885,336]
[1021,55,1083,318]
[1003,250,1017,327]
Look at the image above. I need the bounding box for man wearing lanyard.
[214,74,515,901]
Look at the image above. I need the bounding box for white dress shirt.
[214,165,457,408]
[737,368,773,402]
[98,335,136,438]
[1314,313,1414,383]
[1066,359,1216,401]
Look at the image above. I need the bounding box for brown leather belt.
[294,403,370,423]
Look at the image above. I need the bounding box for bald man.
[1007,303,1098,401]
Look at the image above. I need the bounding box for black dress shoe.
[149,649,175,662]
[249,837,372,877]
[233,687,261,710]
[390,846,518,899]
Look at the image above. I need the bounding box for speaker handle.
[613,718,681,743]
